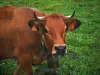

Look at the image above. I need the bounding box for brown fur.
[45,13,66,20]
[0,6,47,75]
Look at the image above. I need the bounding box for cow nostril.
[63,46,66,50]
[55,46,66,51]
[54,46,59,50]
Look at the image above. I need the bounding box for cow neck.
[41,35,48,53]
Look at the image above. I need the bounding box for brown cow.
[0,6,81,75]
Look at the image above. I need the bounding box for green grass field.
[0,0,100,75]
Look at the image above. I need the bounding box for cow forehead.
[44,14,66,31]
[44,13,66,19]
[46,19,65,28]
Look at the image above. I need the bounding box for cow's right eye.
[44,26,49,33]
[44,28,48,33]
[28,20,35,28]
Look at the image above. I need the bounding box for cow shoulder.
[0,6,16,21]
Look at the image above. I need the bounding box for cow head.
[28,11,81,58]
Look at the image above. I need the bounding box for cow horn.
[34,12,38,20]
[34,12,44,20]
[37,17,44,19]
[65,15,72,18]
[66,10,75,19]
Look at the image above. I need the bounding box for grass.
[0,0,100,75]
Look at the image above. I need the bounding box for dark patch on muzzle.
[54,46,66,56]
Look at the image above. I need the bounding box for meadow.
[0,0,100,75]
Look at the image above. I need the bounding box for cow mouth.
[53,53,65,58]
[52,50,67,58]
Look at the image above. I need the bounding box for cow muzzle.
[52,44,67,58]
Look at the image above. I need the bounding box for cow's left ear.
[66,19,81,31]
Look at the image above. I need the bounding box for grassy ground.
[0,0,100,75]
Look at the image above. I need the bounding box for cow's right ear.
[28,20,39,31]
[28,12,48,34]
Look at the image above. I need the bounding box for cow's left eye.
[65,28,68,32]
[64,26,68,32]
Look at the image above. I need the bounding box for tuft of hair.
[45,13,66,20]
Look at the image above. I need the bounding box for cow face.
[28,11,81,58]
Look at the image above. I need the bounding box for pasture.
[0,0,100,75]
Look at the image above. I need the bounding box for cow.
[0,6,81,75]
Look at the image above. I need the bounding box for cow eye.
[64,26,68,32]
[65,28,68,32]
[44,28,48,33]
[28,20,35,28]
[44,26,49,33]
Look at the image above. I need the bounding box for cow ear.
[28,12,48,33]
[28,19,48,34]
[28,20,39,31]
[66,19,81,31]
